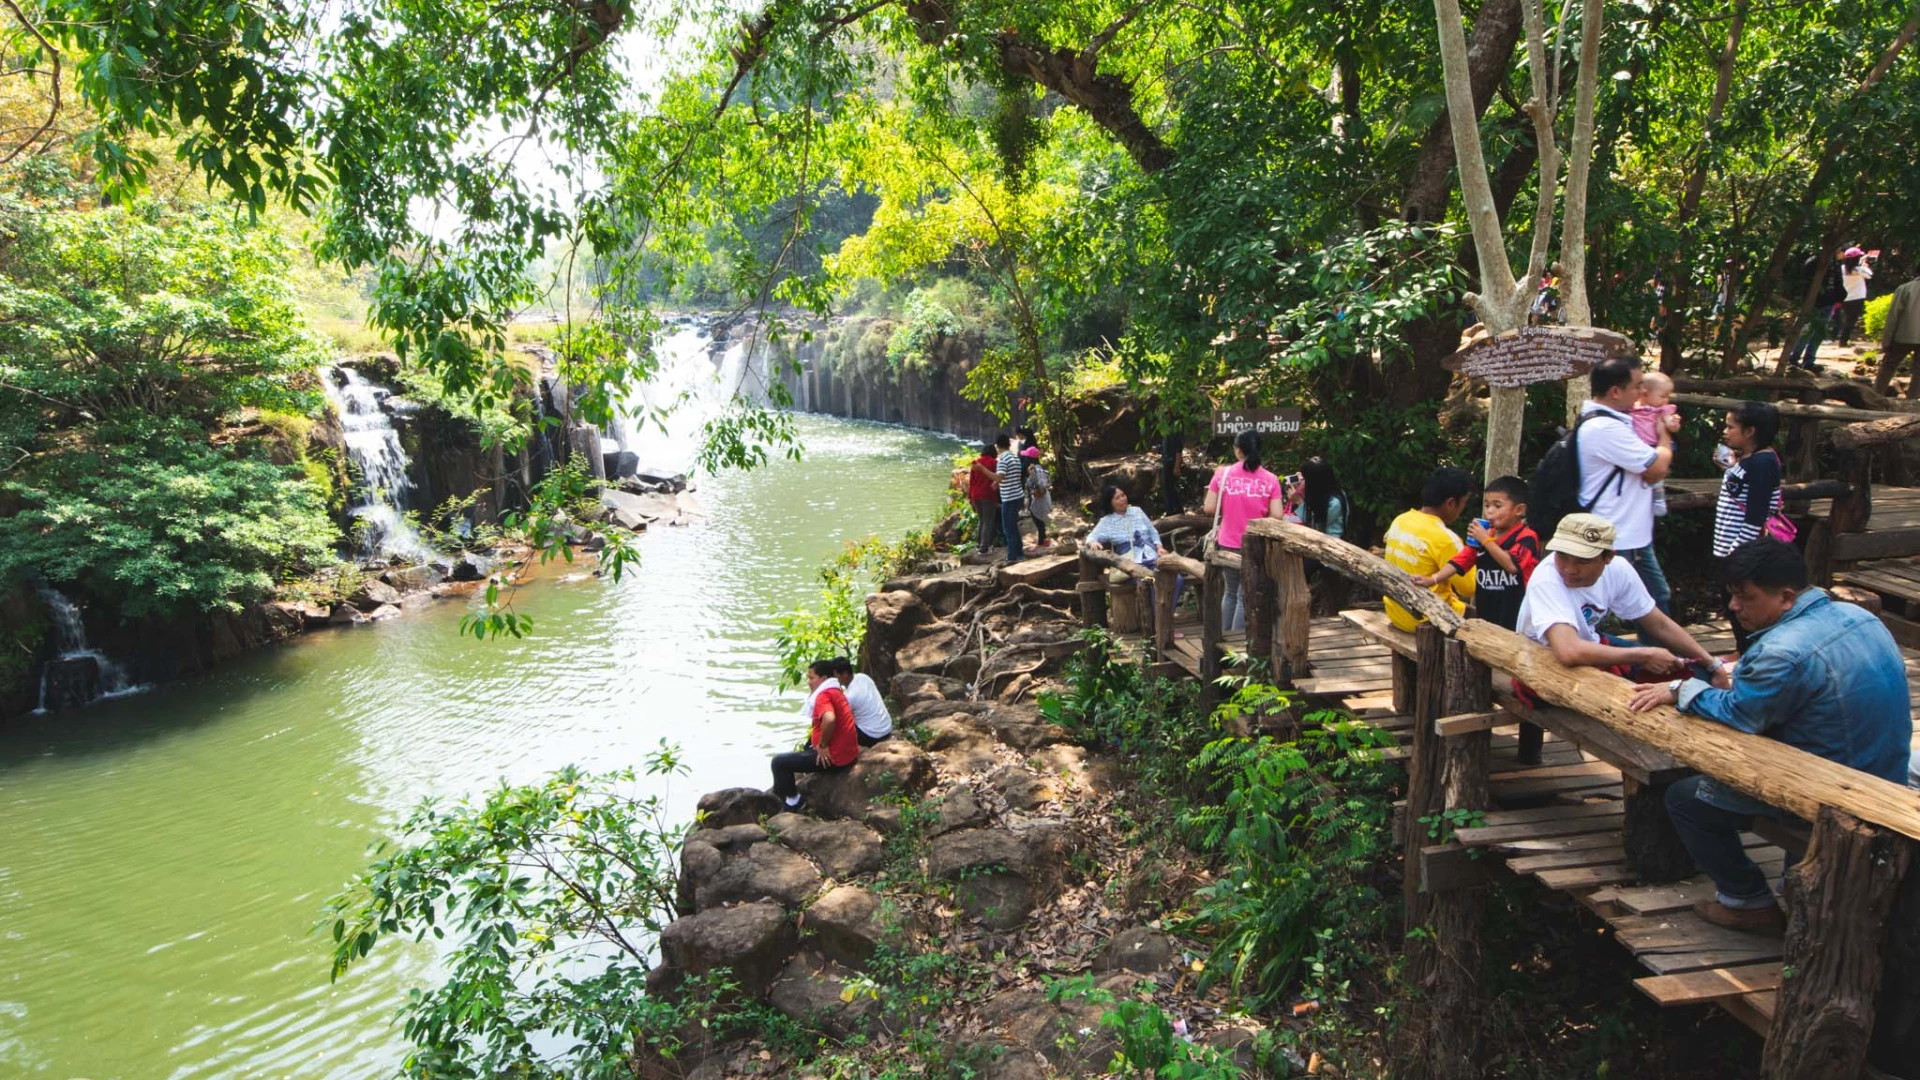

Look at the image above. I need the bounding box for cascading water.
[35,589,140,712]
[606,321,768,477]
[322,366,430,561]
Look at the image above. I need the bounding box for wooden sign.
[1213,407,1303,438]
[1443,326,1636,389]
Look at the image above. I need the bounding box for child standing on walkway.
[1631,372,1682,517]
[1413,475,1541,631]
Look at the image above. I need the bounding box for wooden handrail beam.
[1671,392,1910,424]
[1456,619,1920,841]
[1244,520,1464,632]
[1832,414,1920,452]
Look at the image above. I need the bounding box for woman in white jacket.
[1838,246,1873,345]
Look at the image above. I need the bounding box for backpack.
[1528,412,1627,542]
[1817,261,1846,308]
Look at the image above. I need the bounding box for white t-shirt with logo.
[841,673,893,739]
[1515,554,1656,646]
[1576,402,1659,550]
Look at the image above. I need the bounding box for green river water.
[0,415,962,1080]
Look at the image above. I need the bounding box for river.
[0,414,962,1080]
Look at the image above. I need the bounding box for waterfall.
[322,366,431,561]
[35,589,140,713]
[606,322,768,478]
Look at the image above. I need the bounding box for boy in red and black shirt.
[1413,475,1541,631]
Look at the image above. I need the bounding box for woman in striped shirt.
[1715,401,1783,650]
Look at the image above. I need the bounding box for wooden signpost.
[1444,325,1636,479]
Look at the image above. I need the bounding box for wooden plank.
[1488,760,1621,783]
[1295,676,1395,696]
[1459,620,1920,841]
[1536,863,1638,890]
[1507,845,1627,873]
[1879,610,1920,650]
[1491,773,1625,800]
[1613,913,1786,955]
[1338,607,1419,659]
[1835,528,1920,562]
[1492,688,1683,785]
[1641,948,1786,976]
[1491,831,1631,855]
[1636,963,1785,1006]
[1435,710,1501,737]
[1456,812,1625,846]
[998,553,1078,586]
[1478,801,1630,827]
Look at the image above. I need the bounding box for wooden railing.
[1227,517,1920,1078]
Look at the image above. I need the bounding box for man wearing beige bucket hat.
[1514,513,1725,683]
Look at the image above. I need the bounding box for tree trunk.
[1657,0,1747,376]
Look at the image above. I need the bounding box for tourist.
[1836,247,1873,346]
[1412,475,1540,632]
[1514,513,1723,682]
[1630,538,1912,932]
[1785,252,1845,370]
[1713,402,1785,652]
[1383,466,1476,632]
[969,439,1002,554]
[1576,358,1674,614]
[1874,274,1920,398]
[1630,371,1681,518]
[1021,436,1053,549]
[831,656,892,746]
[1203,430,1285,632]
[996,432,1026,563]
[769,659,861,811]
[1283,456,1347,539]
[1087,483,1167,564]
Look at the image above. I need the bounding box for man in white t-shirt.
[832,657,893,745]
[1575,358,1674,613]
[1515,514,1724,682]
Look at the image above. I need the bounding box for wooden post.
[1200,561,1225,700]
[1871,847,1920,1072]
[1076,553,1108,629]
[1109,581,1141,634]
[1761,808,1916,1079]
[1242,532,1274,671]
[1403,627,1490,1079]
[1805,518,1837,588]
[1275,550,1311,686]
[1392,652,1419,717]
[1621,774,1697,882]
[1153,566,1178,657]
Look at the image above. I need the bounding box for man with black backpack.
[1530,358,1675,615]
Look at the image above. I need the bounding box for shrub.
[1864,293,1893,344]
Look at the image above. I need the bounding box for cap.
[1844,246,1865,258]
[1546,513,1616,559]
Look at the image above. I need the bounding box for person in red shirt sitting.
[771,659,862,811]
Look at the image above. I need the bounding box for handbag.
[1739,450,1797,543]
[1202,466,1226,558]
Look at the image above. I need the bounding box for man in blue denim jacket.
[1628,538,1912,932]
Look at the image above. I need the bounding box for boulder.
[695,841,823,910]
[448,553,490,582]
[890,672,967,704]
[929,828,1033,930]
[933,785,992,835]
[1069,386,1145,458]
[658,901,797,995]
[990,766,1058,812]
[39,656,101,711]
[799,740,934,822]
[281,600,332,630]
[691,822,770,852]
[677,825,768,914]
[1080,453,1160,505]
[365,604,403,621]
[769,813,886,879]
[904,565,998,617]
[766,954,883,1040]
[976,987,1118,1074]
[603,449,639,480]
[1093,927,1178,975]
[894,623,968,677]
[904,699,994,725]
[349,578,402,611]
[634,469,688,493]
[987,705,1071,750]
[860,591,935,691]
[327,604,369,627]
[921,715,994,749]
[380,564,440,593]
[696,787,783,829]
[931,741,1000,776]
[804,884,915,968]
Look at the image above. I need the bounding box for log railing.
[1074,544,1205,663]
[1233,516,1920,1078]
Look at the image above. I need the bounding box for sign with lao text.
[1442,325,1636,389]
[1212,407,1303,438]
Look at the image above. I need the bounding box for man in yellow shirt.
[1383,466,1476,631]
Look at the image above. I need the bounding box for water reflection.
[0,415,960,1080]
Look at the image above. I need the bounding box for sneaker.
[784,795,808,813]
[1693,898,1785,934]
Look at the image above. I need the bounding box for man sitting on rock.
[1629,538,1913,931]
[771,659,861,811]
[832,656,893,746]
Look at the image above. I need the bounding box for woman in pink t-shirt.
[1203,430,1285,631]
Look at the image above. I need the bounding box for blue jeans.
[1000,497,1026,562]
[1618,544,1671,616]
[1664,774,1787,908]
[1788,309,1829,368]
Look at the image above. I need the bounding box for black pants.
[1838,298,1865,344]
[857,729,889,747]
[770,750,845,798]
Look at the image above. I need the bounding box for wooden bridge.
[1058,520,1920,1078]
